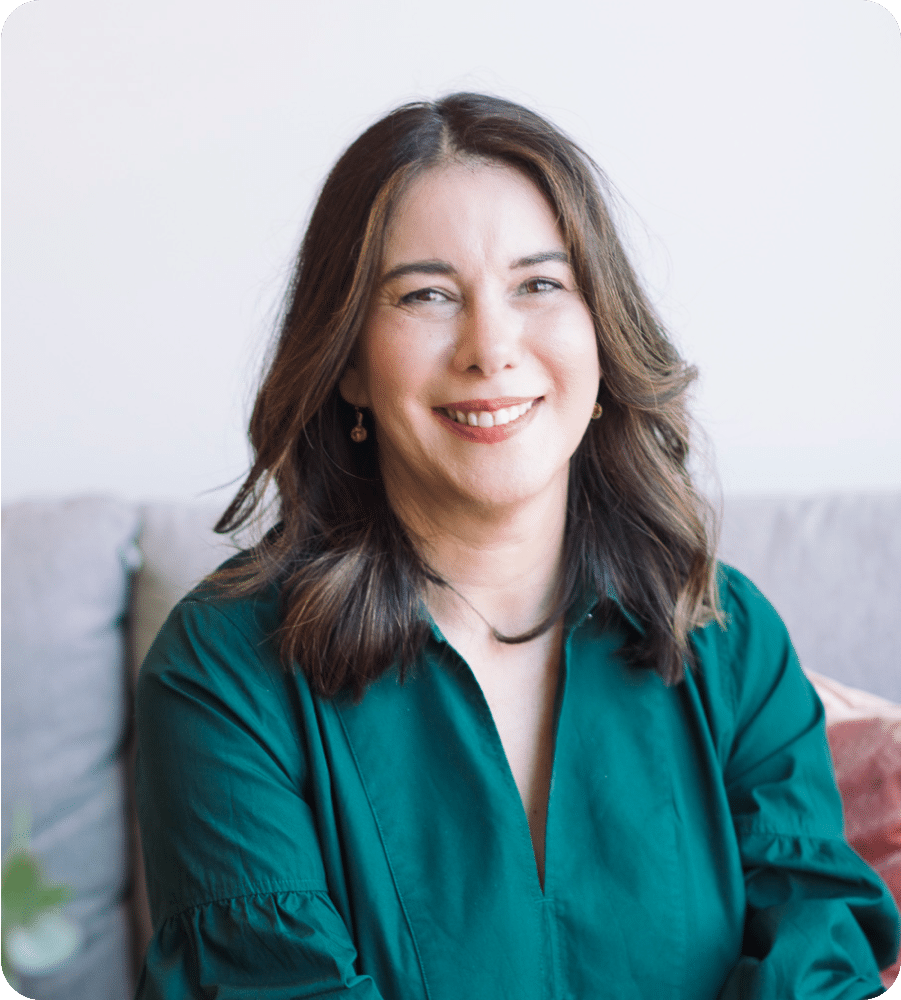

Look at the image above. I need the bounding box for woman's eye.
[400,287,450,305]
[522,277,562,294]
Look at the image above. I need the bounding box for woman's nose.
[451,294,523,376]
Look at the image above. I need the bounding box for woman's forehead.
[380,161,565,273]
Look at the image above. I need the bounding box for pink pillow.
[808,671,901,989]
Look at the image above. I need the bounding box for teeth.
[445,400,535,427]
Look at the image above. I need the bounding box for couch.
[2,492,900,998]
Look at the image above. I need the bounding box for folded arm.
[135,596,385,1000]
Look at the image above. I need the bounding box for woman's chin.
[415,465,571,522]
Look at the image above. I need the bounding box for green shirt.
[134,563,898,999]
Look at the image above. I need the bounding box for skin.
[340,160,601,887]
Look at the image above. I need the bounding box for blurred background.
[3,0,900,507]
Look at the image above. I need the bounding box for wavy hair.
[214,92,722,699]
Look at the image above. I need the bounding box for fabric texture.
[134,561,899,1000]
[1,496,141,1000]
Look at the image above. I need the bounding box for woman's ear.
[338,366,369,408]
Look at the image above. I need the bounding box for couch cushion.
[719,492,901,701]
[1,496,141,1000]
[131,502,237,670]
[807,672,901,989]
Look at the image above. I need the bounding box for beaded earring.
[350,407,368,442]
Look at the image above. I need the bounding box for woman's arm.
[135,594,385,1000]
[709,567,898,998]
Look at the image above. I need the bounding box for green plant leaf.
[1,852,43,927]
[2,849,72,927]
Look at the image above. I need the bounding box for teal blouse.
[134,563,899,999]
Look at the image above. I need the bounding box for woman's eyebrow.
[381,251,570,285]
[511,250,570,269]
[381,260,456,284]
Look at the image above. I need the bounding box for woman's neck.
[388,479,569,643]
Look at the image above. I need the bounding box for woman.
[135,93,898,998]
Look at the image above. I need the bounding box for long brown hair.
[214,92,722,699]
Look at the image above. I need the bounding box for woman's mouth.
[432,397,541,443]
[439,399,536,428]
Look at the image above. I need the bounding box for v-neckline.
[427,619,573,898]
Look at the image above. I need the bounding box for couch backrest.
[719,492,901,702]
[131,502,239,670]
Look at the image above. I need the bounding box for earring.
[591,402,603,420]
[350,407,368,442]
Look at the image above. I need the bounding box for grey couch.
[2,492,899,999]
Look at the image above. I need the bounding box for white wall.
[3,0,900,506]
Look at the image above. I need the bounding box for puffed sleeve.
[704,568,899,998]
[134,594,384,1000]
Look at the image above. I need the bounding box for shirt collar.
[564,582,645,638]
[604,585,645,636]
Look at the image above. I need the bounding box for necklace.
[442,581,509,642]
[439,579,563,646]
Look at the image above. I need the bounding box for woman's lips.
[432,397,541,442]
[443,399,535,428]
[436,396,536,413]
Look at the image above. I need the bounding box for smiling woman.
[134,94,899,999]
[206,94,719,696]
[338,162,600,532]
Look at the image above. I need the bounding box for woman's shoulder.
[138,547,286,695]
[688,562,811,741]
[184,547,283,625]
[697,561,794,660]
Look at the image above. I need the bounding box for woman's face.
[340,160,601,521]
